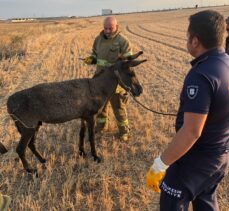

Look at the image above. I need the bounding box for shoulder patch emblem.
[187,85,199,99]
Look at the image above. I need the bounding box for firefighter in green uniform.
[84,16,132,141]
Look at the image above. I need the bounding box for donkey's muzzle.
[132,84,143,97]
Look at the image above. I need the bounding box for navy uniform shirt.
[176,48,229,153]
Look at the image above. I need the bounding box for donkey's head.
[113,51,146,97]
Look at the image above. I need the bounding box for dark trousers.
[159,150,228,211]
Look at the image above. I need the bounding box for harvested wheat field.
[0,6,228,211]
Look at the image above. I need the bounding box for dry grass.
[0,6,229,211]
[0,35,26,61]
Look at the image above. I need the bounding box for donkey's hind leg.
[79,119,86,157]
[28,122,46,164]
[15,121,37,173]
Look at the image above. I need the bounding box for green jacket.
[92,30,132,71]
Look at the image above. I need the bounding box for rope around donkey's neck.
[114,70,177,116]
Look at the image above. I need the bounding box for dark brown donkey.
[7,51,146,173]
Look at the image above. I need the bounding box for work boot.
[95,122,108,134]
[118,125,130,141]
[0,193,11,211]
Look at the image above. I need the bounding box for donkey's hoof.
[40,158,46,163]
[26,168,38,175]
[94,156,101,163]
[79,150,87,158]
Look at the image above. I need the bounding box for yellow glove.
[146,169,165,193]
[83,56,97,65]
[146,156,168,193]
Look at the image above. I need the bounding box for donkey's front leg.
[87,116,101,163]
[79,119,87,157]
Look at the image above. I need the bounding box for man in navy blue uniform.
[146,10,229,211]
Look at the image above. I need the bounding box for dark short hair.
[188,10,225,49]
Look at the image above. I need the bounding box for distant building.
[102,9,112,16]
[11,18,35,23]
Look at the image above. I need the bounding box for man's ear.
[192,36,200,48]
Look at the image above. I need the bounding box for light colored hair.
[103,16,118,26]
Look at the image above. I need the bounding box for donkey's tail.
[0,142,8,154]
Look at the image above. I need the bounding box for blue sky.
[0,0,228,19]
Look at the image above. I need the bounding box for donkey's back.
[7,78,91,127]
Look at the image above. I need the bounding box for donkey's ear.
[128,59,147,67]
[126,51,143,60]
